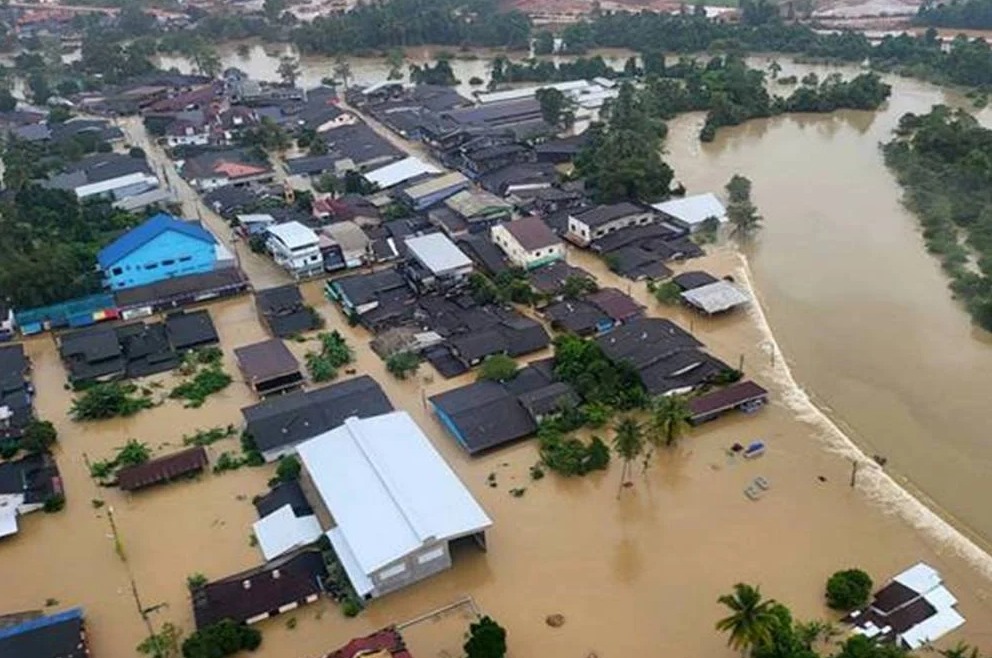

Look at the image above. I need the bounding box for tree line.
[884,106,992,332]
[916,0,992,30]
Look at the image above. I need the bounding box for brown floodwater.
[663,58,992,550]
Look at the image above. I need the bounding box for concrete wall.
[370,540,453,597]
[102,230,217,290]
[491,224,564,270]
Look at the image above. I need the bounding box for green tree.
[386,351,420,380]
[612,417,644,496]
[0,89,15,112]
[726,174,753,204]
[767,60,782,79]
[264,0,287,22]
[716,583,778,655]
[186,573,208,592]
[478,354,519,382]
[27,72,51,104]
[561,274,598,299]
[728,200,763,240]
[385,48,405,80]
[21,419,57,453]
[464,616,507,658]
[275,455,302,482]
[138,622,181,658]
[649,280,682,305]
[181,620,261,658]
[190,41,222,78]
[940,644,986,658]
[825,569,873,611]
[116,439,151,468]
[277,56,300,86]
[650,394,691,448]
[534,30,555,55]
[536,87,574,128]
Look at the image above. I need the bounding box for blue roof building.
[0,608,89,658]
[97,213,219,291]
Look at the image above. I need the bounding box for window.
[111,267,123,276]
[378,563,406,580]
[161,259,175,267]
[144,263,159,270]
[179,256,192,263]
[417,546,445,565]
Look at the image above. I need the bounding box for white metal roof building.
[405,233,473,277]
[681,281,750,315]
[296,411,492,598]
[363,156,440,190]
[266,221,320,250]
[652,193,727,232]
[251,504,323,561]
[475,79,598,105]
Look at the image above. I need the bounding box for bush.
[182,620,261,658]
[170,366,232,408]
[464,616,507,658]
[187,573,208,592]
[43,493,65,513]
[825,569,873,611]
[477,354,518,382]
[21,419,57,453]
[70,382,154,421]
[386,351,420,380]
[275,455,301,483]
[341,598,362,617]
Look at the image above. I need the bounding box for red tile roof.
[322,628,412,658]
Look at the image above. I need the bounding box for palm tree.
[277,56,300,87]
[728,200,763,240]
[651,394,692,448]
[385,48,405,80]
[716,583,778,655]
[612,417,644,496]
[940,644,984,658]
[767,60,782,79]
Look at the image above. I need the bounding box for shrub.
[186,573,208,592]
[341,598,362,617]
[275,455,301,483]
[386,351,420,380]
[825,569,873,611]
[170,366,232,408]
[477,354,518,382]
[21,419,57,453]
[464,616,507,658]
[71,382,154,421]
[43,493,65,513]
[181,620,261,658]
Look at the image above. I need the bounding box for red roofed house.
[180,149,275,191]
[321,627,412,658]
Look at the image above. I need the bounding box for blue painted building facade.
[98,213,218,291]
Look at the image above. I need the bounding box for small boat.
[743,441,765,459]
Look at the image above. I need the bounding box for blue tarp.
[15,294,117,335]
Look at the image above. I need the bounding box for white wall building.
[296,412,492,599]
[491,216,564,270]
[266,221,324,279]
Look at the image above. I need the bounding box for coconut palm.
[940,644,984,658]
[651,394,692,448]
[612,417,644,496]
[333,55,352,90]
[716,583,778,655]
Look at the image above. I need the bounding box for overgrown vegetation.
[916,0,992,29]
[538,426,610,477]
[305,331,353,382]
[71,382,154,421]
[170,349,232,408]
[182,425,237,447]
[386,351,421,380]
[89,439,152,483]
[464,615,507,658]
[726,174,763,240]
[181,619,261,658]
[552,334,646,410]
[477,354,519,382]
[825,569,873,611]
[884,107,992,331]
[469,270,537,305]
[137,622,181,658]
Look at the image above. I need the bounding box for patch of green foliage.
[825,569,873,611]
[386,351,420,380]
[552,334,646,410]
[305,331,353,382]
[170,366,232,409]
[181,619,261,658]
[182,425,237,447]
[71,382,154,421]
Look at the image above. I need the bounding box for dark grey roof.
[116,321,180,379]
[444,99,543,127]
[572,202,647,228]
[0,608,86,658]
[323,123,403,168]
[590,222,686,254]
[672,270,720,291]
[114,268,249,310]
[596,317,702,371]
[518,381,580,417]
[254,480,313,518]
[502,362,554,396]
[164,310,219,351]
[603,246,673,281]
[429,380,536,454]
[544,299,610,335]
[332,269,409,307]
[44,153,151,190]
[0,344,32,433]
[501,318,550,357]
[534,133,589,156]
[180,148,273,181]
[284,154,341,176]
[638,349,729,396]
[457,233,510,276]
[0,452,60,505]
[526,260,594,295]
[479,162,557,196]
[235,338,300,383]
[449,328,506,362]
[257,285,319,338]
[58,326,125,382]
[241,375,394,453]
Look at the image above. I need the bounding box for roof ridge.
[344,414,433,553]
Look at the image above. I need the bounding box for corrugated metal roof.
[405,233,472,274]
[267,221,319,249]
[652,193,727,226]
[97,212,216,269]
[363,156,439,189]
[296,411,492,576]
[680,281,750,314]
[252,505,323,561]
[403,171,468,200]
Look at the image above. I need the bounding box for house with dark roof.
[456,233,511,276]
[323,123,403,171]
[192,550,327,628]
[164,310,219,351]
[235,338,304,397]
[0,344,34,442]
[526,261,596,301]
[447,316,550,368]
[115,321,181,379]
[114,267,249,315]
[585,288,644,324]
[0,452,62,538]
[117,446,209,491]
[430,361,576,454]
[42,152,159,202]
[241,375,394,461]
[544,299,614,336]
[180,148,275,191]
[478,162,557,197]
[254,480,313,518]
[596,317,730,396]
[320,627,412,658]
[326,268,413,318]
[58,325,126,383]
[491,216,563,270]
[534,133,590,164]
[97,212,220,291]
[566,203,655,246]
[0,607,88,658]
[256,285,320,338]
[672,270,721,291]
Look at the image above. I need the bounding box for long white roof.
[266,221,319,249]
[363,156,440,190]
[894,562,942,594]
[296,411,492,575]
[899,607,966,649]
[405,232,472,274]
[652,192,727,226]
[681,281,750,314]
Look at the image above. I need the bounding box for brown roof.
[504,216,559,251]
[871,580,920,615]
[322,628,413,658]
[585,287,643,321]
[192,550,327,628]
[117,446,208,491]
[235,339,300,383]
[689,381,768,420]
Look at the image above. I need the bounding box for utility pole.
[850,459,859,488]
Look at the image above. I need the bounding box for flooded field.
[6,245,992,658]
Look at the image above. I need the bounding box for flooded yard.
[4,246,992,657]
